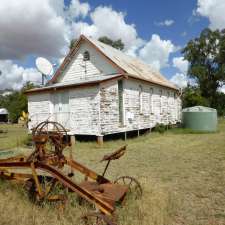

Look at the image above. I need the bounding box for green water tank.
[182,106,217,132]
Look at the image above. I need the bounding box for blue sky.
[0,0,224,90]
[86,0,203,41]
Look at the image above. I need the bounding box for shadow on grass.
[167,128,218,135]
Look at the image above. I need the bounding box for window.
[83,51,90,61]
[139,85,143,114]
[118,80,124,124]
[149,88,153,113]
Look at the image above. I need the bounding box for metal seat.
[80,181,128,206]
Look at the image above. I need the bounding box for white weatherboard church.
[26,35,181,142]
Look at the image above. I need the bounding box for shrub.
[154,123,167,133]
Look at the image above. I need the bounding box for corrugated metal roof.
[0,108,8,115]
[86,36,177,90]
[26,74,122,94]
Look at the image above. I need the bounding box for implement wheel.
[26,176,67,204]
[27,121,70,163]
[81,212,117,225]
[114,176,142,199]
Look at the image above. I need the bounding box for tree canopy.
[98,36,124,50]
[182,28,225,107]
[181,86,209,108]
[69,36,125,51]
[0,82,37,123]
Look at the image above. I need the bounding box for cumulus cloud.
[196,0,225,29]
[155,19,174,27]
[218,85,225,94]
[72,6,139,49]
[0,0,90,60]
[0,0,65,59]
[0,0,91,89]
[66,0,90,20]
[170,73,188,89]
[72,22,98,38]
[172,57,188,74]
[138,34,177,71]
[170,57,189,88]
[0,60,41,90]
[125,38,145,58]
[67,10,179,81]
[0,1,178,90]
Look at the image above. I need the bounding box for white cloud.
[67,0,90,20]
[155,19,174,27]
[196,0,225,29]
[0,1,179,90]
[0,0,65,59]
[170,73,188,89]
[218,85,225,94]
[0,0,90,60]
[0,0,91,89]
[138,34,177,71]
[72,22,98,38]
[170,57,189,88]
[125,38,145,58]
[0,60,41,90]
[71,6,138,49]
[172,57,188,74]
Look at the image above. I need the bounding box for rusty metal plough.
[0,121,142,225]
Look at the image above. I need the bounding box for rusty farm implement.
[0,121,142,225]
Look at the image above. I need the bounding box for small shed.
[0,108,8,122]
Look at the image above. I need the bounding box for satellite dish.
[36,57,53,75]
[35,57,53,85]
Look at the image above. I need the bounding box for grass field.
[0,123,27,150]
[0,121,225,225]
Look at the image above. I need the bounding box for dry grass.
[0,123,27,150]
[1,120,225,225]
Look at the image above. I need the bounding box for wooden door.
[53,92,70,127]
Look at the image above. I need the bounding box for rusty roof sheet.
[86,36,177,90]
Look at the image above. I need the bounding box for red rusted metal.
[0,121,142,225]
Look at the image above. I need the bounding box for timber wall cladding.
[28,93,51,128]
[100,79,181,135]
[58,42,118,83]
[100,80,120,134]
[69,86,100,135]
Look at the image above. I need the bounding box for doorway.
[52,92,70,128]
